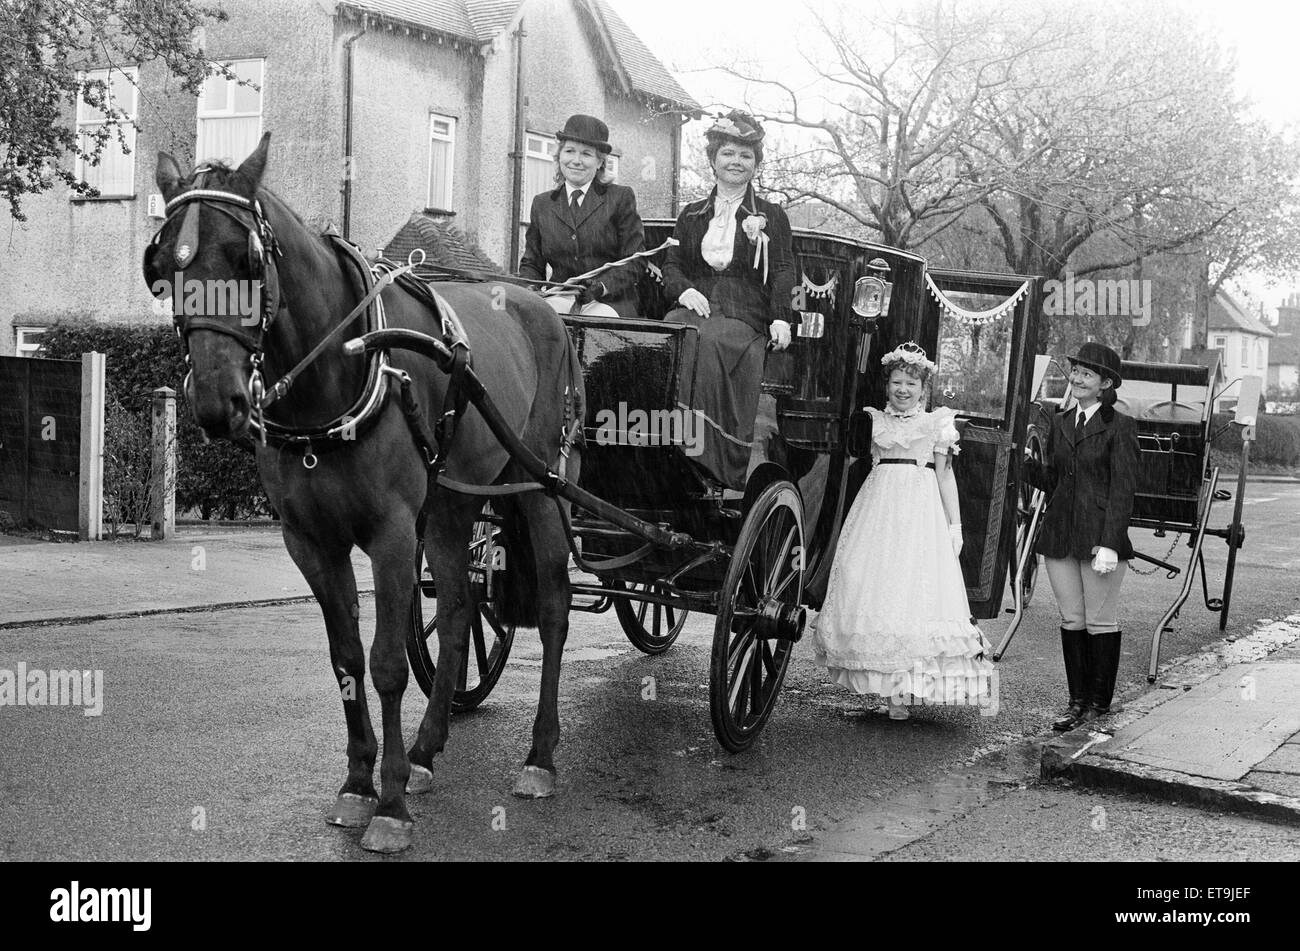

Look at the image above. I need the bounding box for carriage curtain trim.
[925,274,1029,326]
[801,271,838,308]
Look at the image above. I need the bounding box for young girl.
[812,342,993,720]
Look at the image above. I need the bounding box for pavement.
[4,524,1300,845]
[0,525,373,629]
[1041,617,1300,826]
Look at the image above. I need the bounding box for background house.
[1206,289,1273,410]
[1,0,698,356]
[1268,294,1300,394]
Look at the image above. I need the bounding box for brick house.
[1268,294,1300,394]
[1,0,698,356]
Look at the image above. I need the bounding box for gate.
[0,353,104,536]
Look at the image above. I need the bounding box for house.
[1206,289,1273,410]
[1268,294,1300,394]
[1,0,699,357]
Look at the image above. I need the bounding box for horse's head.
[145,132,277,440]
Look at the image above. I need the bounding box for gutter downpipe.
[672,112,687,216]
[342,22,368,241]
[508,19,526,269]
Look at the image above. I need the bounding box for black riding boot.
[1079,631,1122,723]
[1052,627,1090,731]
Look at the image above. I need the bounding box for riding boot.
[1078,631,1123,724]
[1052,627,1090,731]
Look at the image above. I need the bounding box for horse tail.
[494,497,539,629]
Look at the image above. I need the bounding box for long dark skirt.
[668,306,766,490]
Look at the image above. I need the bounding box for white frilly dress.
[811,406,994,706]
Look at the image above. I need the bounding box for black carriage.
[997,354,1253,681]
[396,225,1044,750]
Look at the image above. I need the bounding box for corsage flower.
[741,210,770,283]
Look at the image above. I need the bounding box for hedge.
[38,320,271,520]
[1210,412,1300,468]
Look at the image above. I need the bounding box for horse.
[144,132,581,854]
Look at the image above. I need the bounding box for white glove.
[1091,547,1118,574]
[769,319,792,351]
[949,522,963,557]
[678,288,710,318]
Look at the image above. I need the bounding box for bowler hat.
[1068,341,1122,390]
[554,115,612,154]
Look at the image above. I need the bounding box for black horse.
[145,133,581,853]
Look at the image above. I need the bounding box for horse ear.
[237,132,271,189]
[156,152,184,198]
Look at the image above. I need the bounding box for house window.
[1212,335,1227,351]
[427,114,456,210]
[15,327,46,358]
[75,66,139,198]
[523,133,558,220]
[197,59,264,164]
[604,153,620,183]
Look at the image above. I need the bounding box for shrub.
[37,319,271,520]
[1211,412,1300,467]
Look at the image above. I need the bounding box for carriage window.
[931,289,1019,422]
[197,59,264,165]
[427,114,456,211]
[75,66,138,198]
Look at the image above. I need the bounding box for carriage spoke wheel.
[407,527,516,713]
[1015,431,1046,609]
[612,580,689,655]
[710,480,804,753]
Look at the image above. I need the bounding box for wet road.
[2,484,1296,861]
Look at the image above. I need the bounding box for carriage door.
[924,270,1042,619]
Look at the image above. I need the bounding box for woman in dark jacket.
[662,110,795,489]
[1023,342,1140,731]
[518,114,644,318]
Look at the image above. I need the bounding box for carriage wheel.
[612,580,690,655]
[1015,430,1046,609]
[710,480,805,753]
[407,528,516,713]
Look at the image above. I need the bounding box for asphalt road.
[2,484,1297,861]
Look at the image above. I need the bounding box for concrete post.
[150,386,176,540]
[78,352,105,541]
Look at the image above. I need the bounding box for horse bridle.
[147,172,285,413]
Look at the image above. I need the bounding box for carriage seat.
[1113,396,1205,424]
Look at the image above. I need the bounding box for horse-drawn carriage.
[996,353,1253,681]
[404,222,1045,750]
[148,136,1045,851]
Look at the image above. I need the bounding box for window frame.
[426,113,457,211]
[195,58,266,165]
[15,327,47,358]
[74,65,140,199]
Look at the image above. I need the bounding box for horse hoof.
[325,793,378,828]
[511,765,557,799]
[360,816,414,854]
[406,764,434,795]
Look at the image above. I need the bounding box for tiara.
[881,341,937,375]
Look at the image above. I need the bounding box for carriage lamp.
[851,258,894,320]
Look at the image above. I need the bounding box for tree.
[0,0,228,221]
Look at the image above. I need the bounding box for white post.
[78,351,105,541]
[150,386,177,540]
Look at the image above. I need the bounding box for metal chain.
[1129,532,1183,576]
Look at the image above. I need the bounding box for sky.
[610,0,1300,308]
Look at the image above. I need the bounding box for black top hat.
[554,115,612,154]
[706,109,765,144]
[1068,341,1122,390]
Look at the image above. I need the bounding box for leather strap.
[878,458,935,469]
